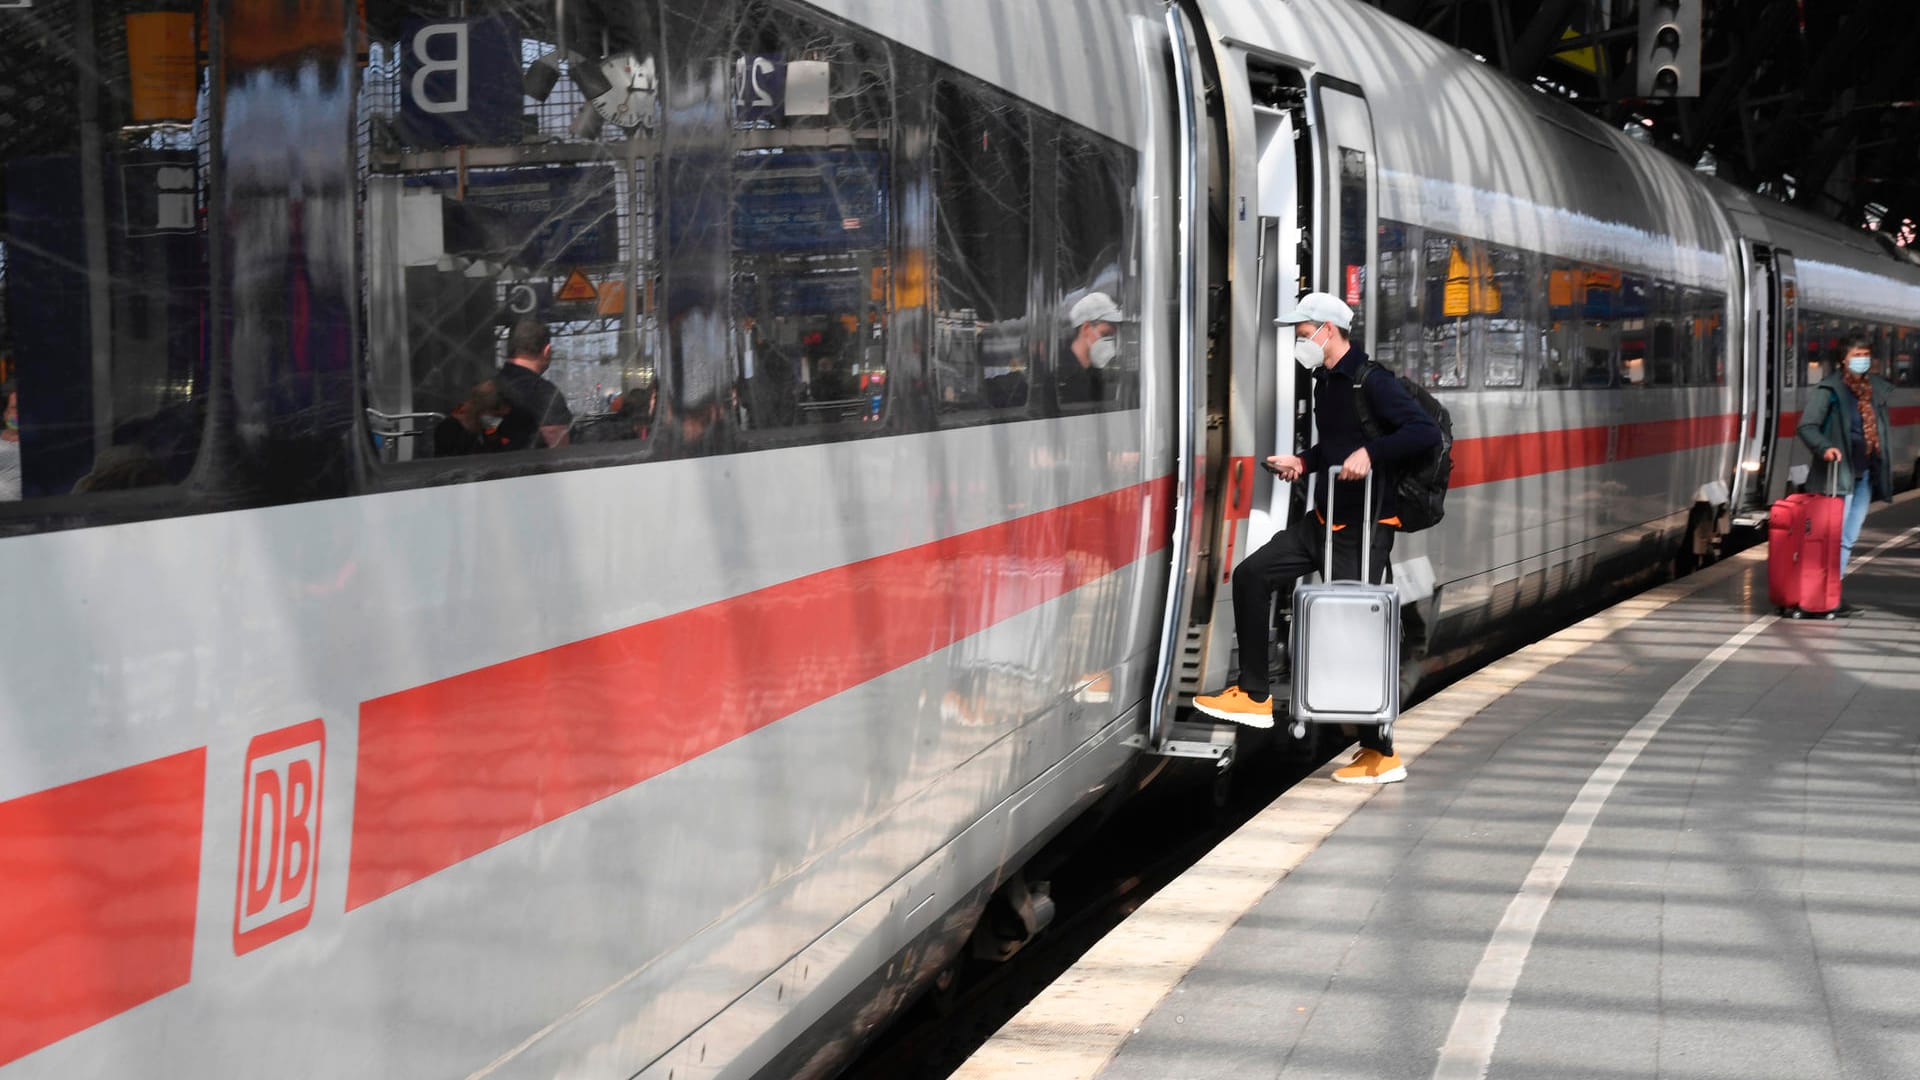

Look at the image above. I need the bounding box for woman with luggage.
[1797,336,1896,614]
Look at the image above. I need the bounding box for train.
[2,0,1916,1078]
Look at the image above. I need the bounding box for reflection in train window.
[359,1,656,465]
[1373,221,1414,369]
[1646,282,1679,387]
[1418,234,1470,388]
[728,2,894,436]
[1480,244,1528,388]
[1575,268,1618,389]
[1700,293,1727,385]
[355,0,904,467]
[1,5,210,516]
[1892,326,1919,386]
[932,77,1032,420]
[1054,128,1137,411]
[1336,148,1368,349]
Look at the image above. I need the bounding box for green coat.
[1796,371,1894,501]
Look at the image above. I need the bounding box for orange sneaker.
[1192,686,1274,728]
[1332,749,1406,784]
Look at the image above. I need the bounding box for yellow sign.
[1552,27,1601,75]
[126,13,198,123]
[1442,244,1502,318]
[595,280,627,317]
[556,269,598,303]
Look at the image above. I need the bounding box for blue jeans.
[1840,471,1872,576]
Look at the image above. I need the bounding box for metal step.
[1152,716,1239,761]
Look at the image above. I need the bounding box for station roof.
[1369,0,1920,242]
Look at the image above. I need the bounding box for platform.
[958,489,1920,1080]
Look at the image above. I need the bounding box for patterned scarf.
[1843,372,1881,458]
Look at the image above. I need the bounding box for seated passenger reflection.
[1057,291,1127,405]
[495,319,572,450]
[433,379,507,456]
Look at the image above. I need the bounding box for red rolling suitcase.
[1767,474,1843,617]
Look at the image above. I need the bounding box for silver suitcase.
[1288,472,1400,740]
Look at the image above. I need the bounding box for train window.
[1646,282,1679,387]
[1618,275,1651,387]
[359,2,660,465]
[1893,327,1919,385]
[1481,243,1528,388]
[1700,292,1727,386]
[1542,260,1579,389]
[1374,221,1415,369]
[1679,289,1706,386]
[1054,127,1138,411]
[1418,234,1470,388]
[1337,148,1368,349]
[354,0,905,471]
[1577,268,1618,389]
[1,3,212,525]
[728,2,895,439]
[932,78,1033,420]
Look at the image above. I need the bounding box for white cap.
[1276,291,1353,330]
[1067,291,1128,328]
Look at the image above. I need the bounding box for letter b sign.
[233,720,326,955]
[398,16,525,149]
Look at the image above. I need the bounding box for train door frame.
[1145,2,1218,755]
[1768,252,1802,503]
[1731,243,1795,521]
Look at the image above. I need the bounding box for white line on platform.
[1430,520,1920,1080]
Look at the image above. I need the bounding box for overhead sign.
[731,151,887,254]
[499,281,552,323]
[398,16,524,148]
[734,53,787,124]
[122,154,198,236]
[125,13,197,122]
[408,165,621,266]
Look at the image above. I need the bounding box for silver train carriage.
[1,1,1916,1079]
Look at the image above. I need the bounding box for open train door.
[1142,2,1215,755]
[1730,245,1797,524]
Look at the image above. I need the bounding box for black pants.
[1232,512,1398,755]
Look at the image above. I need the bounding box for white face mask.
[1294,324,1329,370]
[1090,336,1117,369]
[1847,355,1872,375]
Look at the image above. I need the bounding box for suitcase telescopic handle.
[1320,470,1374,584]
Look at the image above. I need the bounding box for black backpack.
[1350,360,1453,533]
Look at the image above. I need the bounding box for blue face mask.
[1847,355,1872,375]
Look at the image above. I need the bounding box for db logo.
[233,720,325,955]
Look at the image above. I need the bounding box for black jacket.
[1302,347,1443,528]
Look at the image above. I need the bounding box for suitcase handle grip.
[1320,470,1375,583]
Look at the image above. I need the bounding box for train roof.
[1709,178,1920,325]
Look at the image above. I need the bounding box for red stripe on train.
[0,750,206,1067]
[345,479,1174,910]
[1450,413,1740,488]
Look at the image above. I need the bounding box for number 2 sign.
[734,53,786,122]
